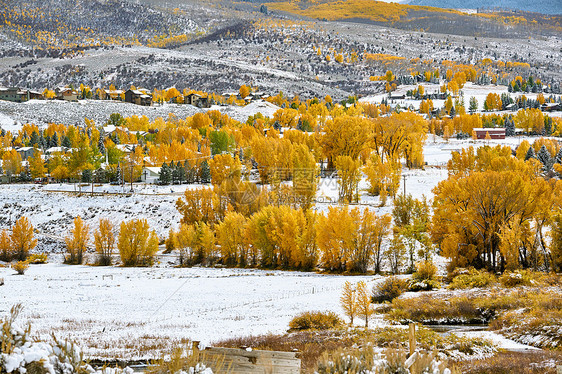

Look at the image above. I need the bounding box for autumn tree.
[64,216,89,265]
[28,150,46,179]
[0,229,10,262]
[335,155,361,203]
[93,218,115,266]
[432,167,549,272]
[215,212,247,266]
[208,153,242,187]
[10,216,37,261]
[340,281,357,325]
[118,219,159,266]
[2,149,22,182]
[292,144,318,210]
[239,85,250,99]
[356,281,374,328]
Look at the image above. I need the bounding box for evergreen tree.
[545,117,553,135]
[29,131,39,147]
[185,161,196,184]
[61,136,71,148]
[115,165,122,184]
[199,160,211,184]
[158,163,171,185]
[469,96,478,113]
[0,128,5,137]
[98,136,106,155]
[525,146,536,161]
[538,145,552,171]
[555,148,562,165]
[51,132,59,147]
[81,169,93,183]
[505,115,515,137]
[175,162,185,184]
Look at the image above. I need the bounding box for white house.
[141,167,161,184]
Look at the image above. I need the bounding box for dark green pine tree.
[51,132,59,147]
[98,134,105,155]
[537,145,552,172]
[505,115,515,137]
[185,161,196,184]
[525,146,536,161]
[29,131,39,146]
[158,163,171,185]
[199,160,211,184]
[174,162,185,184]
[61,135,71,148]
[81,169,93,183]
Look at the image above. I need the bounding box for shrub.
[408,279,440,292]
[499,270,534,287]
[288,311,343,331]
[12,261,29,275]
[372,276,408,303]
[448,268,497,289]
[412,260,437,282]
[27,253,48,264]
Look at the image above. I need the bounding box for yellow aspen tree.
[0,229,10,261]
[216,212,247,266]
[64,216,89,265]
[118,219,159,266]
[340,281,357,326]
[28,150,46,179]
[93,218,115,266]
[335,155,361,203]
[239,85,250,99]
[356,281,374,328]
[176,223,196,266]
[10,216,37,261]
[292,144,318,210]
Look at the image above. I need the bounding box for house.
[389,93,406,100]
[472,128,506,140]
[115,144,137,154]
[184,93,202,106]
[541,103,561,112]
[45,146,69,155]
[506,103,518,111]
[16,147,36,160]
[28,90,43,100]
[106,89,124,101]
[0,87,29,102]
[55,87,78,102]
[124,89,152,106]
[141,167,161,184]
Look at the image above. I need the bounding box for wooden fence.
[194,343,300,374]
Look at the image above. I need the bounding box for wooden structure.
[472,127,506,140]
[194,343,300,374]
[124,89,152,106]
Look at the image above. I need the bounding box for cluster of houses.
[0,86,219,108]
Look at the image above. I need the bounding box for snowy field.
[0,264,376,360]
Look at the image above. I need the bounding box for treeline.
[1,216,159,267]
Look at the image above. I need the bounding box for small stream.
[424,324,488,336]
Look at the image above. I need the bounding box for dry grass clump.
[454,351,562,374]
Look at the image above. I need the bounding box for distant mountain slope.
[407,0,562,15]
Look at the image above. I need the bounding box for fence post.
[408,322,416,356]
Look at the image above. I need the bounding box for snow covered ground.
[0,264,377,359]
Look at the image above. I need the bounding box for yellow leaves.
[239,85,250,99]
[118,219,158,266]
[335,155,361,203]
[208,153,242,186]
[2,149,22,179]
[93,218,115,265]
[176,187,221,226]
[28,149,46,179]
[10,216,37,261]
[64,216,89,264]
